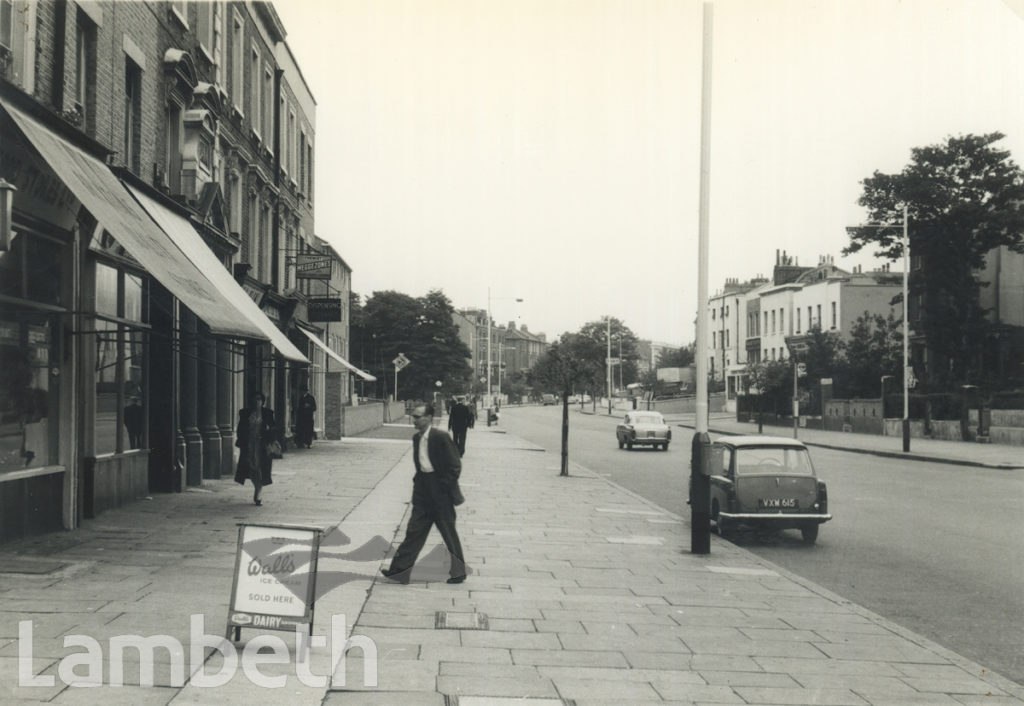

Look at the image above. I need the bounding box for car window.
[735,447,814,476]
[632,413,663,424]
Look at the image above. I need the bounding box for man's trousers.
[388,472,466,578]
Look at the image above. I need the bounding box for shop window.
[0,313,58,472]
[93,263,149,455]
[1,230,63,306]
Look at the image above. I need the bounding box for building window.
[831,301,837,329]
[288,109,296,177]
[263,66,273,144]
[1,0,36,91]
[807,306,813,329]
[816,305,822,329]
[123,58,142,173]
[796,307,801,333]
[771,310,776,333]
[779,309,784,333]
[231,11,244,113]
[165,102,183,194]
[725,330,729,348]
[75,11,97,134]
[94,263,149,455]
[307,142,314,203]
[261,202,272,281]
[171,0,188,27]
[299,131,307,193]
[712,332,716,349]
[250,46,261,138]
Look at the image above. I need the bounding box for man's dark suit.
[385,427,466,580]
[447,401,472,456]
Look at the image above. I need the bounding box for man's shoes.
[446,575,467,584]
[380,568,409,584]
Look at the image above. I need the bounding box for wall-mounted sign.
[226,523,323,654]
[308,297,342,322]
[295,254,332,280]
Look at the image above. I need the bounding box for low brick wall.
[340,401,408,437]
[653,393,727,416]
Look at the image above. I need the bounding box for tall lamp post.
[847,204,911,452]
[486,289,522,408]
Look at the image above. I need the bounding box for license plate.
[758,498,798,509]
[647,432,656,438]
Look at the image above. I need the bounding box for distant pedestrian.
[234,391,276,506]
[296,387,317,448]
[381,403,466,584]
[448,396,472,457]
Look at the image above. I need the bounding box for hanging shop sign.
[307,297,342,322]
[295,254,332,280]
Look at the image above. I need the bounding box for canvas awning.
[1,99,307,362]
[299,328,376,381]
[124,184,307,362]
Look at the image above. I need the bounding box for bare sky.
[274,0,1024,345]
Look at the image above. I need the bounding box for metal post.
[394,366,398,402]
[793,356,799,439]
[606,316,612,414]
[902,204,911,452]
[691,2,713,555]
[486,288,492,409]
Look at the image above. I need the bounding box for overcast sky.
[273,0,1024,345]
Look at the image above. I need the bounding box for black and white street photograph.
[2,0,1024,702]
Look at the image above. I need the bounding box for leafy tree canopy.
[350,289,472,400]
[576,317,641,388]
[845,132,1024,387]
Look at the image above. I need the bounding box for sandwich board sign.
[226,523,323,659]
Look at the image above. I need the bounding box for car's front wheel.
[801,524,819,545]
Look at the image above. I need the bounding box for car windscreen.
[630,413,664,425]
[735,447,814,476]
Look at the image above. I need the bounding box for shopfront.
[0,98,308,543]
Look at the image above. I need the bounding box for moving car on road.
[616,411,671,450]
[704,436,831,544]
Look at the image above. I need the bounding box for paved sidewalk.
[1,420,1022,704]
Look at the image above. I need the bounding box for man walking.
[381,403,467,584]
[447,396,472,457]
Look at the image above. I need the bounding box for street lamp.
[846,204,911,452]
[487,289,522,408]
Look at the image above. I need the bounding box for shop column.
[198,328,221,479]
[216,339,235,477]
[180,310,203,485]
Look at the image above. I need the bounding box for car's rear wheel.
[617,437,624,449]
[801,524,819,545]
[662,442,669,451]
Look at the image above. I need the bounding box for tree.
[744,358,790,430]
[845,133,1024,389]
[351,290,472,400]
[577,317,640,390]
[657,344,695,369]
[529,334,603,476]
[799,326,843,414]
[839,312,903,399]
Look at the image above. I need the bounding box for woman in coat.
[234,391,276,505]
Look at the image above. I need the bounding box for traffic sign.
[393,353,410,370]
[606,357,621,365]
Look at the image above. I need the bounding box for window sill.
[0,465,66,484]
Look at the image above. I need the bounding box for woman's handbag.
[265,440,283,459]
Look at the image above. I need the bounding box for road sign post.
[392,353,410,401]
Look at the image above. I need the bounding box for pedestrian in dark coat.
[234,391,276,505]
[382,403,467,584]
[447,397,472,457]
[296,388,316,448]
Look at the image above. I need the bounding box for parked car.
[703,436,831,545]
[542,394,557,405]
[616,411,671,450]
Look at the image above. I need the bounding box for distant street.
[497,404,1024,686]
